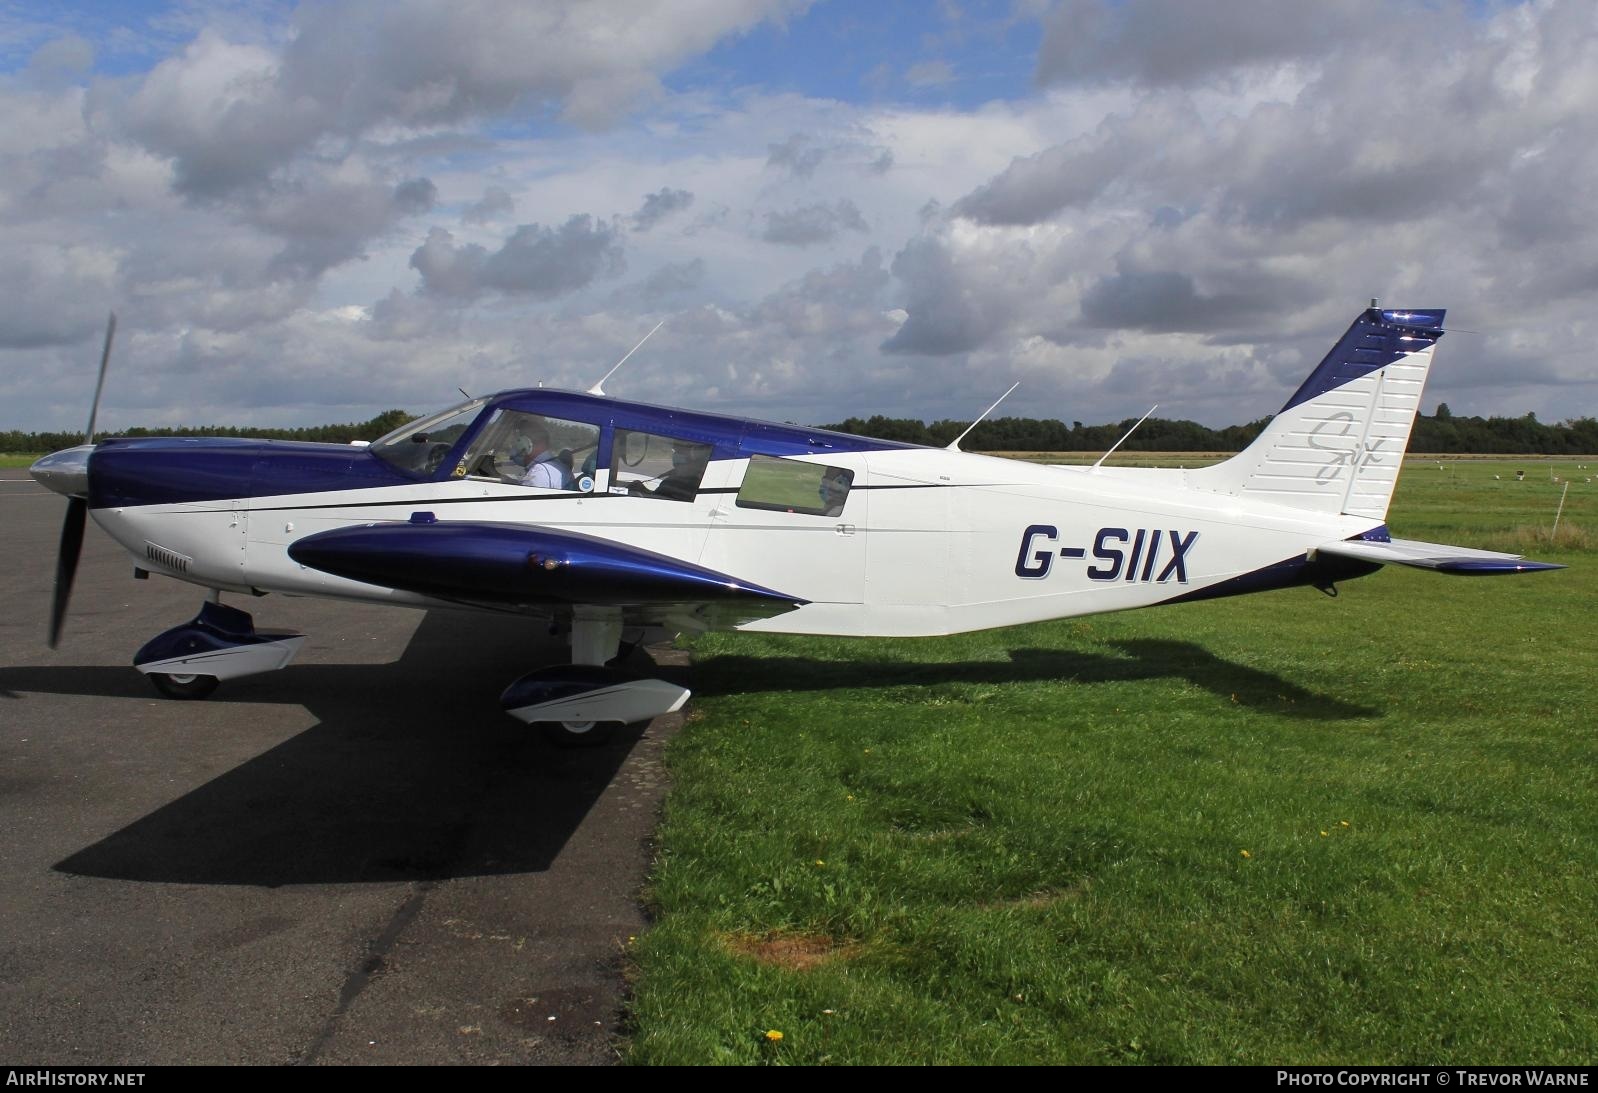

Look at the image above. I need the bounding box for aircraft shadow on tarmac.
[2,611,669,887]
[3,616,1375,888]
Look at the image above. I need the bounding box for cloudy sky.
[4,0,1596,434]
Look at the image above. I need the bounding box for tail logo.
[1308,411,1389,485]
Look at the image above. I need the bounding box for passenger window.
[736,455,853,516]
[611,429,711,502]
[455,409,600,492]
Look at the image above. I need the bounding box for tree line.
[822,406,1598,455]
[3,405,1595,455]
[1,410,415,455]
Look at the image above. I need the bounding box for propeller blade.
[85,312,116,444]
[49,496,87,649]
[48,311,115,647]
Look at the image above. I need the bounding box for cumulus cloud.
[246,175,439,276]
[409,216,626,299]
[905,59,954,87]
[762,199,869,245]
[0,244,118,350]
[1078,270,1259,333]
[1035,0,1387,88]
[115,2,808,200]
[752,247,891,336]
[952,95,1203,226]
[766,131,895,179]
[116,31,325,200]
[26,34,95,87]
[882,0,1598,423]
[631,187,695,231]
[6,1,1598,436]
[463,186,515,224]
[880,226,1031,356]
[766,133,828,178]
[636,258,708,301]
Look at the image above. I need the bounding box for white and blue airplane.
[31,304,1560,743]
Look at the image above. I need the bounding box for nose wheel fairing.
[133,600,305,688]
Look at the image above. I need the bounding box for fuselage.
[82,387,1383,638]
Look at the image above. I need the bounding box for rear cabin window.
[735,455,854,517]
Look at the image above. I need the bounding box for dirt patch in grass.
[725,932,861,971]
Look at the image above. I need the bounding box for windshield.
[369,398,487,476]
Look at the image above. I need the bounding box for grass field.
[627,458,1596,1065]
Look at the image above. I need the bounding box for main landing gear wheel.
[147,672,220,700]
[536,719,620,748]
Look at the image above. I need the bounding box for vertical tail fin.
[1189,306,1445,520]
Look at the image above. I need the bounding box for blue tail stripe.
[1280,308,1446,412]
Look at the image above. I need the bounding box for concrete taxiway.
[0,468,681,1064]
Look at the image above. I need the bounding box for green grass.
[627,459,1596,1064]
[0,453,43,468]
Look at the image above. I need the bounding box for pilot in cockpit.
[514,425,574,490]
[626,439,710,501]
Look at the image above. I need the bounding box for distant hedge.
[822,408,1598,455]
[1,409,415,454]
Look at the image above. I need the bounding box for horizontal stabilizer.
[1313,536,1564,575]
[289,517,809,609]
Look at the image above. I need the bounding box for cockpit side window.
[736,455,853,516]
[611,428,712,502]
[455,409,601,492]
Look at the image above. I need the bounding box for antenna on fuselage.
[1091,404,1157,470]
[457,386,471,400]
[946,381,1020,452]
[588,320,665,396]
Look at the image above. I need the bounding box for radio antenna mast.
[588,320,665,396]
[1091,404,1157,469]
[946,381,1020,452]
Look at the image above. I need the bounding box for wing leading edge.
[1313,536,1564,575]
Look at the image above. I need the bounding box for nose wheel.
[147,672,220,700]
[536,719,619,748]
[135,600,305,699]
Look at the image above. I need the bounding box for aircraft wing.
[288,517,808,622]
[1312,536,1564,574]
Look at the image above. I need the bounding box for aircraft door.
[602,424,720,563]
[701,455,867,605]
[862,453,952,624]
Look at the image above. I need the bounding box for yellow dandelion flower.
[1340,820,1350,828]
[1240,849,1252,859]
[815,859,825,867]
[1320,830,1329,837]
[765,1029,784,1043]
